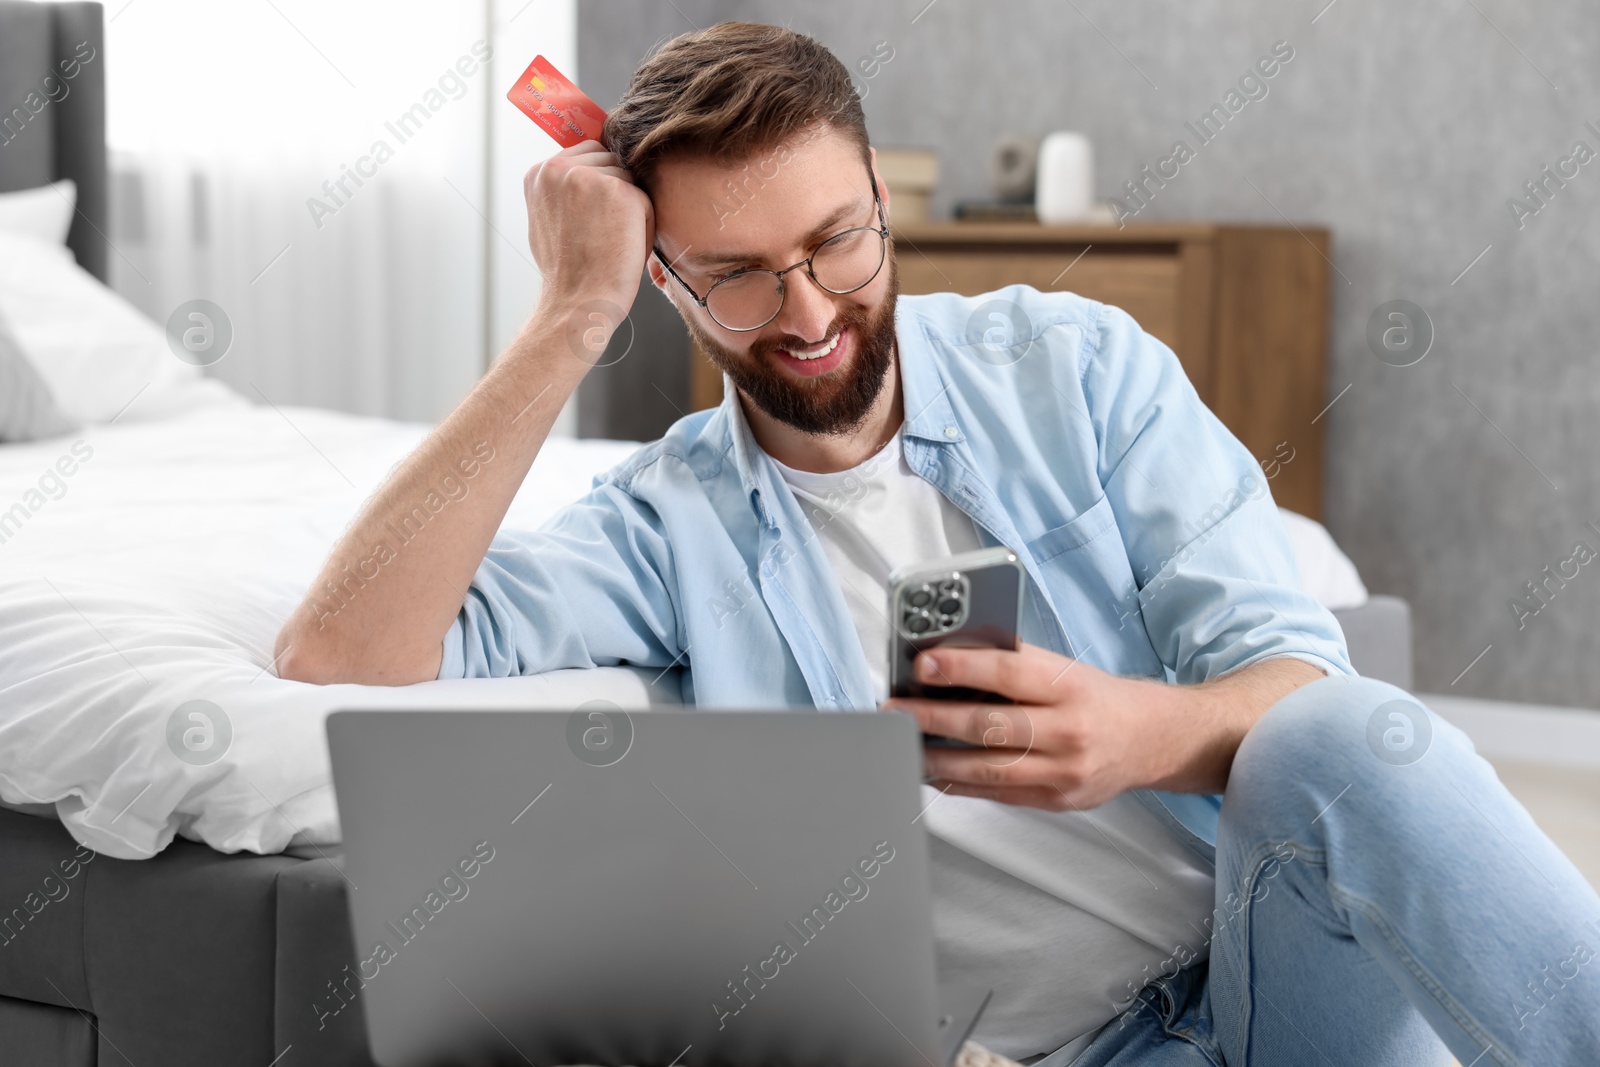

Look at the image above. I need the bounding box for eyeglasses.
[654,178,890,332]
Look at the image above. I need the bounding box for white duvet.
[0,386,674,859]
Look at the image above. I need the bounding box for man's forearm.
[274,311,591,686]
[1143,657,1328,795]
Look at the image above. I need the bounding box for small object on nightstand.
[876,147,939,224]
[1036,131,1095,222]
[988,134,1041,201]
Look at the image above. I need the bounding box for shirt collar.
[893,299,966,444]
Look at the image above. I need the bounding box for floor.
[1422,691,1600,892]
[1489,757,1600,890]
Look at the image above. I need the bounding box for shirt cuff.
[1261,651,1350,679]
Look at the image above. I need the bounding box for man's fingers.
[561,138,613,159]
[890,698,983,744]
[546,142,633,182]
[562,143,641,183]
[912,645,1013,694]
[924,745,1060,789]
[554,158,634,184]
[567,156,627,175]
[585,166,637,185]
[887,699,1036,750]
[913,643,1063,702]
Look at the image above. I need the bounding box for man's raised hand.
[523,140,654,334]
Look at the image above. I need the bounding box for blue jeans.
[1062,676,1600,1066]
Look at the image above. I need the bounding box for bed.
[0,5,1412,1064]
[0,408,689,1066]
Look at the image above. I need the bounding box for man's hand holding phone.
[884,643,1182,812]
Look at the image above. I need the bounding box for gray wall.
[580,0,1600,707]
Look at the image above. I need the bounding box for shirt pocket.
[1023,494,1163,676]
[1027,492,1120,563]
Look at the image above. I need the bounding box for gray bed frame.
[0,6,1416,1062]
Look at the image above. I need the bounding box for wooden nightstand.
[688,221,1332,519]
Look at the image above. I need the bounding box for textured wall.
[579,0,1600,705]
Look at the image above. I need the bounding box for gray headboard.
[0,1,107,282]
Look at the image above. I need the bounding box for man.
[277,22,1600,1065]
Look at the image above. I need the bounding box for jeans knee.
[1226,674,1440,819]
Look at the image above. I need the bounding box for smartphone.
[888,547,1025,728]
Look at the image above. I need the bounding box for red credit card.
[506,55,607,148]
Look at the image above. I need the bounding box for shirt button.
[943,426,959,439]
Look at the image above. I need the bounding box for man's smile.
[772,324,850,378]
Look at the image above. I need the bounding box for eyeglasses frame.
[652,177,889,333]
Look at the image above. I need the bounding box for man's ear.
[868,145,892,220]
[646,253,669,293]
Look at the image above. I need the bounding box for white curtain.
[99,0,576,427]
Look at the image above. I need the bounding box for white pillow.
[0,308,79,441]
[0,231,199,424]
[0,179,77,245]
[1278,507,1368,610]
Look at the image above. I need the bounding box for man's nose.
[772,268,837,344]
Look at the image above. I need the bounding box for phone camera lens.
[899,573,973,638]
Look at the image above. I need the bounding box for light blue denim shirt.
[439,285,1353,862]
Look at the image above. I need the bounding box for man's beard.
[685,254,899,437]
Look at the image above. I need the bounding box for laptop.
[327,707,990,1067]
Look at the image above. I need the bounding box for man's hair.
[603,22,869,191]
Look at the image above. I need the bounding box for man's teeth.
[784,332,842,361]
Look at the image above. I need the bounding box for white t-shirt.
[773,429,1216,1062]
